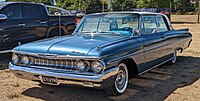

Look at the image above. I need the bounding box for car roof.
[0,2,41,5]
[0,2,43,9]
[87,11,165,16]
[0,2,12,9]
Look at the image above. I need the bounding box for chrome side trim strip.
[138,57,173,75]
[107,50,143,64]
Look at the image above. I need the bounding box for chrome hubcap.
[115,68,127,90]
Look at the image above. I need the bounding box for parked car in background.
[0,2,76,53]
[9,12,192,96]
[46,5,72,16]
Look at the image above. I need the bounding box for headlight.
[91,61,104,74]
[21,56,30,65]
[12,54,19,64]
[76,60,86,72]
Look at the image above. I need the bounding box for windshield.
[0,3,8,10]
[76,13,139,36]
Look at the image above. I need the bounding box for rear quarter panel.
[165,30,192,57]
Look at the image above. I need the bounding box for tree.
[112,0,136,11]
[69,0,90,10]
[135,0,196,13]
[173,0,195,13]
[56,0,72,8]
[136,0,170,8]
[57,0,90,10]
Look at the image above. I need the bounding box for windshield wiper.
[98,31,121,35]
[81,31,97,33]
[79,31,126,36]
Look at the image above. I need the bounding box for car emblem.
[72,51,85,55]
[37,53,57,57]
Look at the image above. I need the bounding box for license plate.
[41,76,58,85]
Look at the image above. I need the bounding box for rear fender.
[176,28,189,31]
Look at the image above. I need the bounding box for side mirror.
[0,14,7,20]
[132,28,140,34]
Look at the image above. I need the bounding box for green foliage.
[172,0,195,13]
[68,0,90,10]
[6,0,91,10]
[5,0,198,13]
[135,0,196,13]
[56,0,71,8]
[136,0,170,8]
[112,0,136,11]
[57,0,90,10]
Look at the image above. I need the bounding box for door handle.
[40,21,47,24]
[3,38,11,42]
[0,34,9,38]
[18,23,26,26]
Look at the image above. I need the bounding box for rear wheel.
[168,49,177,64]
[105,63,128,96]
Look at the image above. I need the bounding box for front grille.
[30,57,77,70]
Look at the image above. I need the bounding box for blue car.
[9,12,192,96]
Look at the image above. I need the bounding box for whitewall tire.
[105,63,128,96]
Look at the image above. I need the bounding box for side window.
[47,6,70,16]
[117,16,139,29]
[23,4,45,19]
[1,4,22,19]
[156,16,168,32]
[47,6,61,16]
[142,16,157,34]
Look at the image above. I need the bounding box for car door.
[0,4,26,51]
[141,15,167,70]
[21,4,48,44]
[156,15,172,60]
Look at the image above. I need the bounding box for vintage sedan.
[9,12,192,96]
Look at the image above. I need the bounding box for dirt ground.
[0,15,200,101]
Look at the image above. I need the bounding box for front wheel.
[105,63,128,96]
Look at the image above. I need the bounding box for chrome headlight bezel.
[91,61,105,74]
[12,54,19,64]
[21,56,30,65]
[75,60,86,72]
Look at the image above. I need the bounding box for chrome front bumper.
[9,63,119,89]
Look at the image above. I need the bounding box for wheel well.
[176,47,183,53]
[66,24,76,34]
[121,58,138,79]
[48,28,65,37]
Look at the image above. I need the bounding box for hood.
[13,35,128,56]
